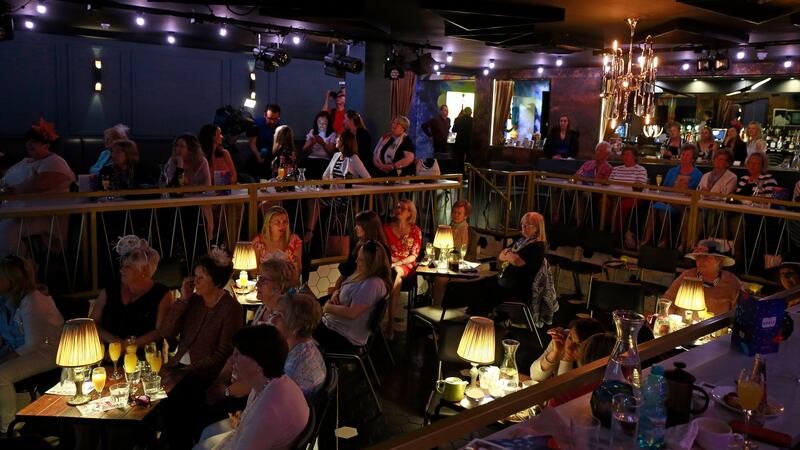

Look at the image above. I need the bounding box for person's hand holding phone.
[180,276,195,301]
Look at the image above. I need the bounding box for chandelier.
[601,18,658,130]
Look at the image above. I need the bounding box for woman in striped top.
[735,152,777,205]
[322,131,371,180]
[608,147,648,247]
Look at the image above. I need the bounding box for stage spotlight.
[324,53,363,77]
[785,58,793,68]
[384,49,405,80]
[696,58,711,72]
[537,66,544,74]
[255,47,291,72]
[135,14,145,27]
[736,49,745,60]
[482,67,489,76]
[292,35,300,45]
[681,62,690,71]
[219,25,227,37]
[714,54,729,71]
[410,53,436,75]
[556,56,562,67]
[756,47,768,61]
[166,34,175,44]
[24,19,33,29]
[36,0,46,14]
[446,52,453,63]
[488,59,495,69]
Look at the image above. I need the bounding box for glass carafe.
[295,168,307,192]
[591,310,644,427]
[653,298,672,338]
[499,339,519,389]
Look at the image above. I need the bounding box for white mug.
[694,417,732,449]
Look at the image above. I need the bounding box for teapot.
[663,362,709,426]
[436,377,468,402]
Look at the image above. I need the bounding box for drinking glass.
[611,393,640,449]
[108,341,122,379]
[425,242,435,261]
[109,382,130,408]
[146,350,163,375]
[143,375,161,396]
[91,367,106,399]
[570,415,600,450]
[101,174,112,200]
[737,368,764,449]
[125,336,137,355]
[655,174,663,189]
[460,244,468,261]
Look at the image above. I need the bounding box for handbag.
[415,158,440,177]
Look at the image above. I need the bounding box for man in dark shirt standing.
[421,104,451,156]
[248,104,282,180]
[452,107,473,173]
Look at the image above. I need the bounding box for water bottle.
[637,365,668,449]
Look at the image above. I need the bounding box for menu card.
[732,292,786,356]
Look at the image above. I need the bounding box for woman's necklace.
[697,270,721,288]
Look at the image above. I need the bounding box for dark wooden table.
[416,263,495,279]
[12,370,175,449]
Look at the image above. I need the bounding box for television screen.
[711,128,726,141]
[614,123,628,139]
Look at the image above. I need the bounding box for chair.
[324,296,388,414]
[304,364,339,450]
[409,276,492,353]
[586,279,645,330]
[14,368,62,402]
[152,257,187,291]
[636,245,679,296]
[492,302,544,348]
[292,407,316,450]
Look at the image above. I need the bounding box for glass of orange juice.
[737,368,764,449]
[146,350,163,375]
[92,367,107,399]
[124,353,140,389]
[125,336,137,355]
[108,341,122,379]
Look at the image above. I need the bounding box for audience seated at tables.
[547,331,616,407]
[249,255,300,325]
[543,114,579,159]
[608,146,649,248]
[199,124,237,185]
[574,141,612,182]
[0,256,64,434]
[734,152,777,201]
[194,325,309,450]
[0,118,76,258]
[528,318,605,382]
[98,139,152,189]
[90,123,129,175]
[642,144,702,249]
[497,212,546,303]
[90,235,172,347]
[332,210,390,293]
[164,134,212,188]
[383,199,422,339]
[314,241,392,349]
[302,111,337,180]
[159,248,243,448]
[252,206,303,274]
[271,125,298,179]
[698,149,737,196]
[663,240,742,315]
[431,200,479,306]
[373,116,416,177]
[343,110,375,176]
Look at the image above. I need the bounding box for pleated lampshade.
[674,277,706,312]
[56,318,104,367]
[457,316,495,364]
[433,225,454,250]
[232,241,258,272]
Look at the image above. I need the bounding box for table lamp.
[56,318,104,406]
[433,225,454,271]
[457,316,495,388]
[674,277,706,325]
[232,241,258,289]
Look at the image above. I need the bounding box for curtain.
[390,73,417,119]
[718,98,734,129]
[491,80,515,146]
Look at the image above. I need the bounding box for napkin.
[45,381,95,396]
[666,419,700,450]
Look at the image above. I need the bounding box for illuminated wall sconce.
[243,71,257,108]
[93,59,102,92]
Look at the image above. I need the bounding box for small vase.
[499,339,519,389]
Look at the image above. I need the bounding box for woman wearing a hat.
[663,239,742,315]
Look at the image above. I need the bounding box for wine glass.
[655,174,663,190]
[101,174,112,200]
[425,242,435,262]
[146,350,163,376]
[92,367,106,399]
[737,368,764,449]
[108,341,122,379]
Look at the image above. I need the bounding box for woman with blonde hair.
[90,235,173,347]
[164,134,212,188]
[252,206,302,273]
[373,115,415,177]
[383,199,422,339]
[314,241,392,349]
[746,121,767,157]
[497,212,547,302]
[0,256,64,433]
[98,139,147,189]
[90,123,130,174]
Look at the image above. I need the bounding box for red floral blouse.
[251,233,303,273]
[383,223,421,277]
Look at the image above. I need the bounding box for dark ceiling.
[3,0,800,71]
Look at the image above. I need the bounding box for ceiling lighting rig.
[601,18,658,129]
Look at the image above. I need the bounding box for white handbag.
[415,158,441,176]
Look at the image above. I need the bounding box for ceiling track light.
[681,61,690,71]
[323,44,362,77]
[556,56,563,67]
[166,34,175,44]
[292,35,301,45]
[736,49,745,60]
[219,24,227,37]
[784,58,793,68]
[255,47,291,72]
[537,66,544,74]
[488,59,495,69]
[135,14,145,27]
[36,0,46,15]
[482,67,489,76]
[446,52,453,63]
[24,19,34,29]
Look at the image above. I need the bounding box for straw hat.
[684,239,736,267]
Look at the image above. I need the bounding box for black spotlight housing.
[255,47,290,72]
[384,50,405,80]
[714,53,729,71]
[323,53,364,78]
[410,53,436,76]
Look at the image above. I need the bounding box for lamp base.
[469,363,479,389]
[67,393,92,406]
